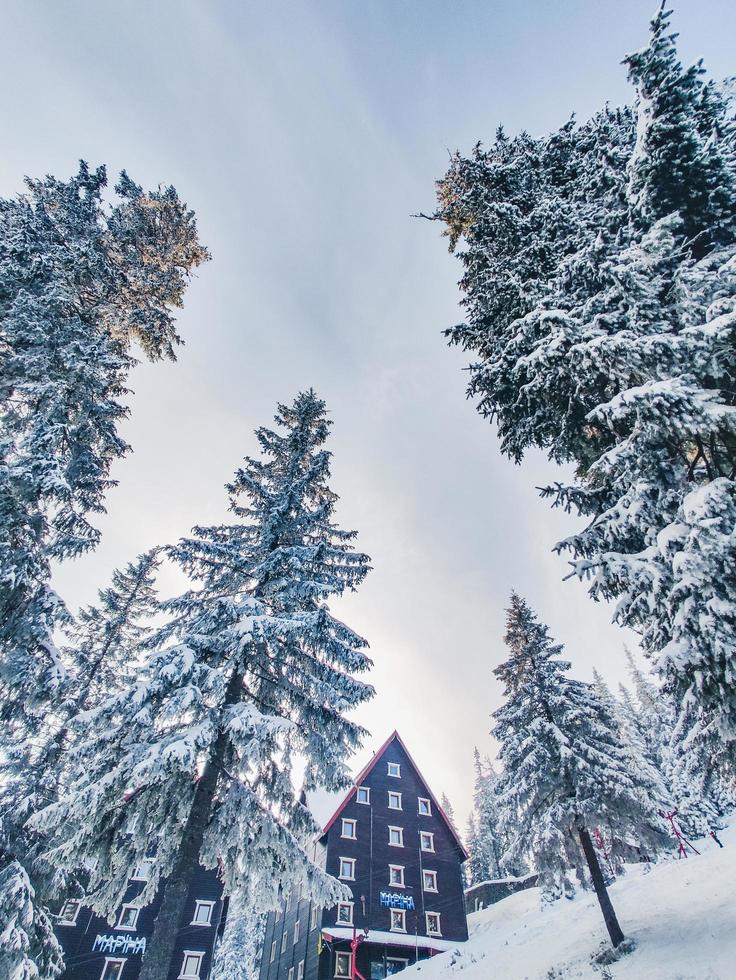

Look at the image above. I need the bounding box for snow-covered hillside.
[407,823,735,979]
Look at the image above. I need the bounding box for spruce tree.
[493,594,667,947]
[432,8,736,765]
[32,391,374,980]
[0,860,63,980]
[212,901,265,980]
[468,750,505,882]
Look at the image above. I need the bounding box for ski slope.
[406,823,735,979]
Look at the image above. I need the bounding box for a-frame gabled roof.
[320,730,468,859]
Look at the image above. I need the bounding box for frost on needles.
[433,6,736,765]
[31,390,374,980]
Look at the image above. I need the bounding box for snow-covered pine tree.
[0,162,208,717]
[493,594,667,947]
[0,859,62,980]
[433,8,736,766]
[211,900,265,980]
[32,390,374,980]
[440,793,458,834]
[467,750,505,882]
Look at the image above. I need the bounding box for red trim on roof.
[320,730,468,859]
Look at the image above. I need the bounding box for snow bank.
[406,823,735,979]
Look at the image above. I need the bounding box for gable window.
[339,857,356,880]
[115,904,140,931]
[390,908,406,932]
[388,864,405,888]
[178,951,204,979]
[388,826,404,847]
[387,762,401,778]
[281,931,287,954]
[423,870,438,892]
[297,961,305,980]
[426,912,442,936]
[131,859,153,881]
[100,959,126,980]
[336,901,353,925]
[191,900,215,926]
[310,905,319,930]
[58,899,81,926]
[335,952,352,978]
[294,919,300,944]
[419,831,435,852]
[270,940,276,963]
[341,818,357,839]
[387,791,402,810]
[356,786,370,804]
[418,798,431,816]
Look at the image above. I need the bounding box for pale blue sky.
[2,0,733,826]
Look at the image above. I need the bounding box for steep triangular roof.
[321,730,468,859]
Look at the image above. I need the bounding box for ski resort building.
[258,731,469,980]
[53,864,224,980]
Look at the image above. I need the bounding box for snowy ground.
[406,823,735,979]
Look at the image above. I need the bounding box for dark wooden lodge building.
[258,731,468,980]
[53,862,224,980]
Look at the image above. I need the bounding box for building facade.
[258,731,468,980]
[54,863,224,980]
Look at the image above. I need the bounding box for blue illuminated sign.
[379,892,415,911]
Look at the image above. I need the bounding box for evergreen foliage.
[433,7,736,764]
[212,901,265,980]
[465,750,505,884]
[31,391,374,980]
[0,859,62,980]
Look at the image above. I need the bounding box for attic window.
[341,818,357,839]
[387,762,401,778]
[418,798,431,816]
[356,786,370,804]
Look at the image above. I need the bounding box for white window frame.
[288,968,294,980]
[423,870,438,892]
[338,857,356,880]
[388,864,405,888]
[426,911,442,936]
[418,797,432,816]
[130,859,153,882]
[341,818,357,839]
[390,908,407,932]
[310,905,319,930]
[387,762,401,778]
[356,785,370,804]
[100,959,126,980]
[419,831,435,852]
[285,892,291,912]
[336,901,354,925]
[386,957,409,974]
[115,904,140,932]
[388,826,404,847]
[58,899,82,926]
[178,950,205,980]
[190,899,215,926]
[335,951,353,978]
[270,940,277,963]
[294,918,300,944]
[387,791,402,810]
[297,960,305,980]
[281,930,288,954]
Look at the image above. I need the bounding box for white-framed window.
[423,870,438,892]
[419,831,435,852]
[335,951,352,978]
[339,857,356,880]
[281,930,288,953]
[285,892,291,912]
[426,912,442,936]
[297,960,305,980]
[388,826,404,847]
[390,908,406,932]
[356,786,370,804]
[115,904,140,931]
[178,950,204,979]
[131,859,153,881]
[341,818,357,839]
[294,919,300,944]
[58,899,82,926]
[387,762,401,778]
[388,864,405,888]
[387,791,402,810]
[270,940,277,963]
[386,957,409,974]
[310,905,319,930]
[336,901,354,925]
[418,797,432,816]
[100,959,126,980]
[288,968,294,980]
[191,900,215,926]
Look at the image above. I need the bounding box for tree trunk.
[138,670,242,980]
[578,824,625,948]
